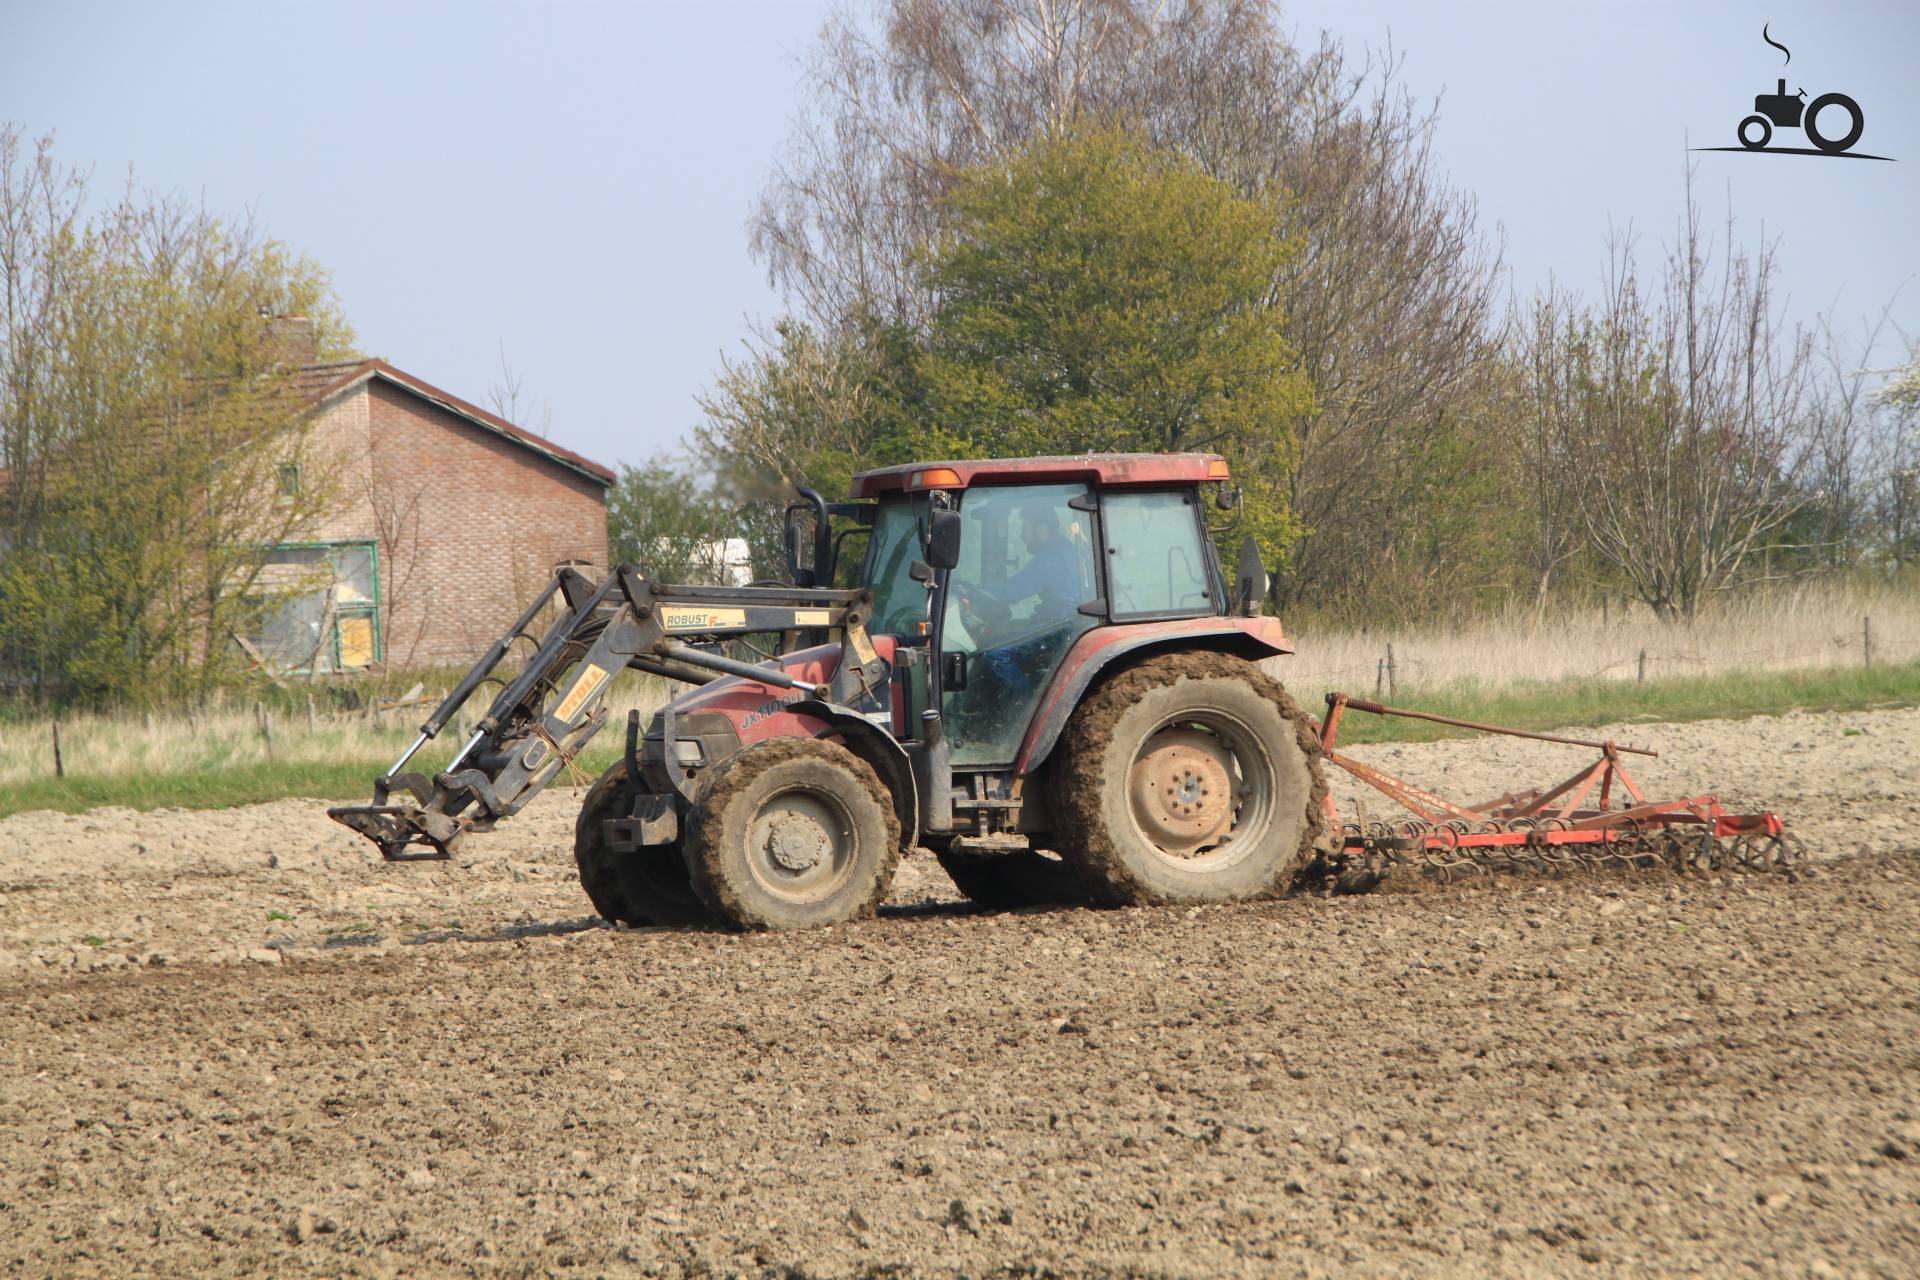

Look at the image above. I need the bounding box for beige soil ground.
[2,706,1917,1276]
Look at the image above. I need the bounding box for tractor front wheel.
[574,763,710,927]
[1055,652,1326,906]
[684,738,901,931]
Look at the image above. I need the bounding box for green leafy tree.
[1,127,354,707]
[694,316,925,576]
[915,128,1314,560]
[606,459,747,584]
[755,2,1506,617]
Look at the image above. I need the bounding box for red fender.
[1012,616,1293,774]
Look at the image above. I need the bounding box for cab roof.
[849,452,1226,497]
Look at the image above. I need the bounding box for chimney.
[267,314,319,367]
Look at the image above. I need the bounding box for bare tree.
[1873,342,1920,567]
[1513,286,1589,606]
[485,343,552,435]
[1796,308,1911,573]
[364,475,437,674]
[1537,171,1825,620]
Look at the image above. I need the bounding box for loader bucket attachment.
[326,562,883,867]
[327,803,460,861]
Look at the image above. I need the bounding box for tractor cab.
[840,454,1236,770]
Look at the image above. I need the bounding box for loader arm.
[328,565,886,861]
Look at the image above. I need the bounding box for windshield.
[863,494,931,638]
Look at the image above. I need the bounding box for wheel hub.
[764,812,831,872]
[1127,727,1237,857]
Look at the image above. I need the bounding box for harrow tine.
[1311,689,1796,891]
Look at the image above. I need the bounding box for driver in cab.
[954,501,1081,640]
[998,501,1081,615]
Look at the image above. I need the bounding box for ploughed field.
[2,707,1917,1277]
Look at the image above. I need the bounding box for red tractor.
[331,453,1327,929]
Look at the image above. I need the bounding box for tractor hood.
[645,636,903,783]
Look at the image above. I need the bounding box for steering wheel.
[951,577,1013,638]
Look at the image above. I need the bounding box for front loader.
[331,452,1792,931]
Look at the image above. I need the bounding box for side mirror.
[783,511,813,586]
[784,487,831,587]
[1235,535,1269,617]
[1215,485,1242,511]
[926,508,962,571]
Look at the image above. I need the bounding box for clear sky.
[4,1,1915,474]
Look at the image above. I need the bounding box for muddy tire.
[933,847,1086,909]
[573,763,710,927]
[1054,652,1326,906]
[683,737,901,931]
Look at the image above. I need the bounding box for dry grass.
[0,671,673,790]
[1271,578,1920,705]
[2,579,1914,810]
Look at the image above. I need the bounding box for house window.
[275,462,302,504]
[251,540,381,672]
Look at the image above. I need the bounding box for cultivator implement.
[1311,693,1798,885]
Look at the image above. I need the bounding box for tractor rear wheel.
[1054,652,1326,906]
[1804,92,1864,154]
[683,737,901,931]
[574,763,710,927]
[932,845,1085,910]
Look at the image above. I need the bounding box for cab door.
[938,483,1101,768]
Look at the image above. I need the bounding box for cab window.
[863,494,931,638]
[1102,489,1215,618]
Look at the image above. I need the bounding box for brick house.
[257,340,612,672]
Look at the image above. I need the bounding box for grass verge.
[0,742,628,821]
[1311,661,1920,746]
[2,662,1915,819]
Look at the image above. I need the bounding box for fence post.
[1601,593,1609,629]
[1864,616,1872,667]
[263,713,275,763]
[1637,649,1647,683]
[306,693,317,733]
[1375,658,1385,696]
[52,721,64,779]
[1386,643,1397,698]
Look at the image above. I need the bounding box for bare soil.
[2,706,1917,1277]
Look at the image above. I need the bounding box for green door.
[939,483,1100,767]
